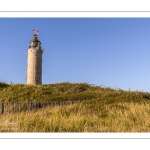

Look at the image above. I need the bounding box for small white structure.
[26,30,44,85]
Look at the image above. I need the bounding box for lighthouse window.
[30,42,33,47]
[33,42,38,47]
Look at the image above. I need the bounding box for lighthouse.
[26,30,44,85]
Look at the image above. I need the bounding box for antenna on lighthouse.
[32,30,39,38]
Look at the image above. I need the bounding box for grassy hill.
[0,82,150,132]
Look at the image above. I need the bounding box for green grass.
[0,82,101,102]
[0,82,150,132]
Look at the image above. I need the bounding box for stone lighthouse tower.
[27,30,44,85]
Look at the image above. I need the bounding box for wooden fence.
[0,100,82,115]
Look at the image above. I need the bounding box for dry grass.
[1,82,150,132]
[1,100,150,132]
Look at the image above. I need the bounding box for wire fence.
[0,100,82,115]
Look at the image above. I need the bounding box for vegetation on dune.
[0,82,100,102]
[0,82,150,132]
[0,82,150,103]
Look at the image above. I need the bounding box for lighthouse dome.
[30,37,41,43]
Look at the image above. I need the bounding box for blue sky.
[1,18,150,92]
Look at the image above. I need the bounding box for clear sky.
[1,18,150,92]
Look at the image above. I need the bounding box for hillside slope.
[1,82,150,132]
[0,82,150,103]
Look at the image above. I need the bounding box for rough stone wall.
[27,48,43,85]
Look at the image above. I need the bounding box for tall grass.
[0,82,101,102]
[1,100,150,132]
[0,82,150,132]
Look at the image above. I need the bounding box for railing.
[0,100,82,115]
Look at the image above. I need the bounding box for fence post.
[35,101,38,109]
[1,103,4,115]
[29,101,33,111]
[38,101,42,109]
